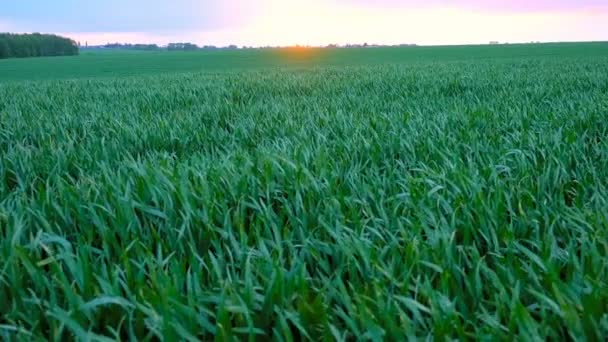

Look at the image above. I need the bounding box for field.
[1,43,608,340]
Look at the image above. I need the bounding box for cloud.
[239,1,608,46]
[3,0,607,46]
[1,0,244,33]
[331,0,608,12]
[0,19,15,32]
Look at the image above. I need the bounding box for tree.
[167,42,199,51]
[0,33,78,59]
[0,38,10,59]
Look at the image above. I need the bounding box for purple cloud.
[335,0,607,12]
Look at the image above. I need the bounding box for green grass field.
[1,42,607,82]
[1,43,608,340]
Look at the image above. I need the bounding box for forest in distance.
[0,33,79,59]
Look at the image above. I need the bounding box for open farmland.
[1,43,608,340]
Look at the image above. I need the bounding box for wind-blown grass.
[0,41,607,82]
[1,49,607,340]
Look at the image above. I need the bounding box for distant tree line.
[167,42,199,51]
[84,42,241,52]
[104,42,205,51]
[167,43,238,51]
[0,33,79,59]
[200,44,238,50]
[102,43,161,51]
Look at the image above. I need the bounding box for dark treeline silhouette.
[102,43,161,51]
[0,33,79,59]
[167,42,199,51]
[85,42,241,51]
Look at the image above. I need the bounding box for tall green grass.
[1,54,607,340]
[0,42,607,82]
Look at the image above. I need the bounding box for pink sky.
[2,0,607,46]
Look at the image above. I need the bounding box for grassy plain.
[1,42,608,340]
[1,42,607,81]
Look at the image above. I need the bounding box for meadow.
[1,42,608,340]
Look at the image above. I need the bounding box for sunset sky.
[1,0,607,46]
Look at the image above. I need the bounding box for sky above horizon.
[1,1,607,46]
